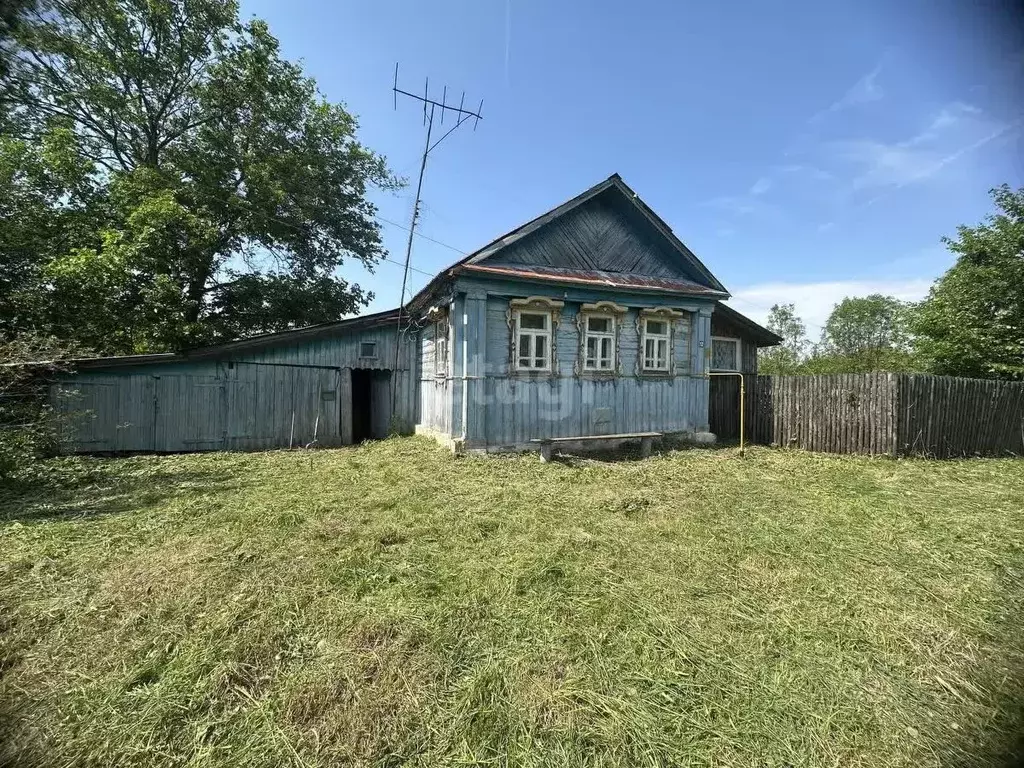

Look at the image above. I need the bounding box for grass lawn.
[1,438,1023,768]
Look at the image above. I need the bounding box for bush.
[0,333,89,483]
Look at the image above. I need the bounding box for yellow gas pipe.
[707,371,745,456]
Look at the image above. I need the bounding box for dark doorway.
[351,369,392,443]
[352,368,373,443]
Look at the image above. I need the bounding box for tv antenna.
[389,63,483,416]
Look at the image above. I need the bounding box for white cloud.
[810,62,885,124]
[726,278,935,334]
[830,103,1015,195]
[749,177,772,195]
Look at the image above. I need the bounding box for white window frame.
[641,317,672,372]
[583,313,616,372]
[711,336,741,372]
[359,341,377,359]
[434,317,449,377]
[514,309,553,372]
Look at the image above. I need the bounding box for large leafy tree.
[814,294,917,372]
[3,0,397,353]
[913,185,1024,379]
[758,303,808,374]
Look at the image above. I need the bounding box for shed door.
[153,376,225,452]
[54,375,157,452]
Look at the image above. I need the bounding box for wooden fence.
[709,373,1024,457]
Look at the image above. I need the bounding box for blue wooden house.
[52,174,780,454]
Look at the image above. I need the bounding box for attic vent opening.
[359,341,377,359]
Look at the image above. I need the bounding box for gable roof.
[468,174,727,291]
[407,173,729,312]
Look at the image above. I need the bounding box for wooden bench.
[530,432,662,462]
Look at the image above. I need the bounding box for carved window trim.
[635,307,684,378]
[424,305,450,378]
[506,296,564,376]
[575,301,627,377]
[434,314,450,378]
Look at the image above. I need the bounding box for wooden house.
[51,174,780,454]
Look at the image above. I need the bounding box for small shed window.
[359,341,377,359]
[515,309,552,371]
[641,318,671,371]
[583,314,615,371]
[711,337,740,371]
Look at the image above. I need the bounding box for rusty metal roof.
[459,263,728,297]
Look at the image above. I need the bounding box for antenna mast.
[389,64,483,418]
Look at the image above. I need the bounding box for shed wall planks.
[52,326,419,453]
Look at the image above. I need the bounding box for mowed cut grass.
[1,439,1022,768]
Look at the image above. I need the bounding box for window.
[711,337,740,371]
[359,341,377,358]
[583,314,615,371]
[515,310,552,371]
[434,318,449,376]
[642,318,671,371]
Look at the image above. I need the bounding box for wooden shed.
[53,309,417,452]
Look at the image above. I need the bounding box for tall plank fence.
[709,373,1024,457]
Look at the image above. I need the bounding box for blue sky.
[241,0,1023,336]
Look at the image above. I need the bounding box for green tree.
[816,294,918,372]
[759,303,808,374]
[913,185,1024,379]
[3,0,397,353]
[0,0,34,78]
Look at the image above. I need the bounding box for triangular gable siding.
[480,192,707,285]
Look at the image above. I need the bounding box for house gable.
[463,175,728,294]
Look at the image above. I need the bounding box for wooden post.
[539,441,554,462]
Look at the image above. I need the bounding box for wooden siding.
[469,292,711,449]
[709,373,1024,457]
[482,376,707,448]
[483,191,706,284]
[416,316,452,434]
[53,327,418,453]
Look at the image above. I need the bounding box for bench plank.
[532,432,662,463]
[530,432,662,444]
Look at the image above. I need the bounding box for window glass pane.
[657,339,668,367]
[585,336,598,366]
[712,339,738,370]
[646,319,667,336]
[534,335,547,365]
[600,337,612,363]
[520,312,547,330]
[518,334,531,360]
[587,316,610,333]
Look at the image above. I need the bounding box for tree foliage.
[913,185,1024,379]
[2,0,398,353]
[757,298,921,375]
[813,294,918,373]
[758,303,807,374]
